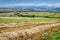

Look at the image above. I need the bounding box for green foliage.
[40,29,60,40]
[47,30,60,40]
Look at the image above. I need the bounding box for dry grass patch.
[0,21,60,40]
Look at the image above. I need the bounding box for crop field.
[0,12,60,40]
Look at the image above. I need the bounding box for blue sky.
[0,0,60,8]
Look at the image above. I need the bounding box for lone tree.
[32,15,35,18]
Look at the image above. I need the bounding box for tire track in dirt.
[0,22,60,40]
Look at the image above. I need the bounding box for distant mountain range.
[0,6,60,12]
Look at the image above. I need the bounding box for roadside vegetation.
[40,29,60,40]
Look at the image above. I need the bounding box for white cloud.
[0,3,60,7]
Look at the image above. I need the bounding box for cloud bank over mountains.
[0,3,60,7]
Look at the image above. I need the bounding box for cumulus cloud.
[0,3,60,7]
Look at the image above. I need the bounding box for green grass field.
[0,12,60,23]
[40,29,60,40]
[0,17,59,23]
[16,12,60,17]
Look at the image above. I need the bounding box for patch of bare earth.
[0,21,60,40]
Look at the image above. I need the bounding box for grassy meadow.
[40,29,60,40]
[0,12,60,17]
[0,17,59,23]
[0,12,60,23]
[0,12,60,40]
